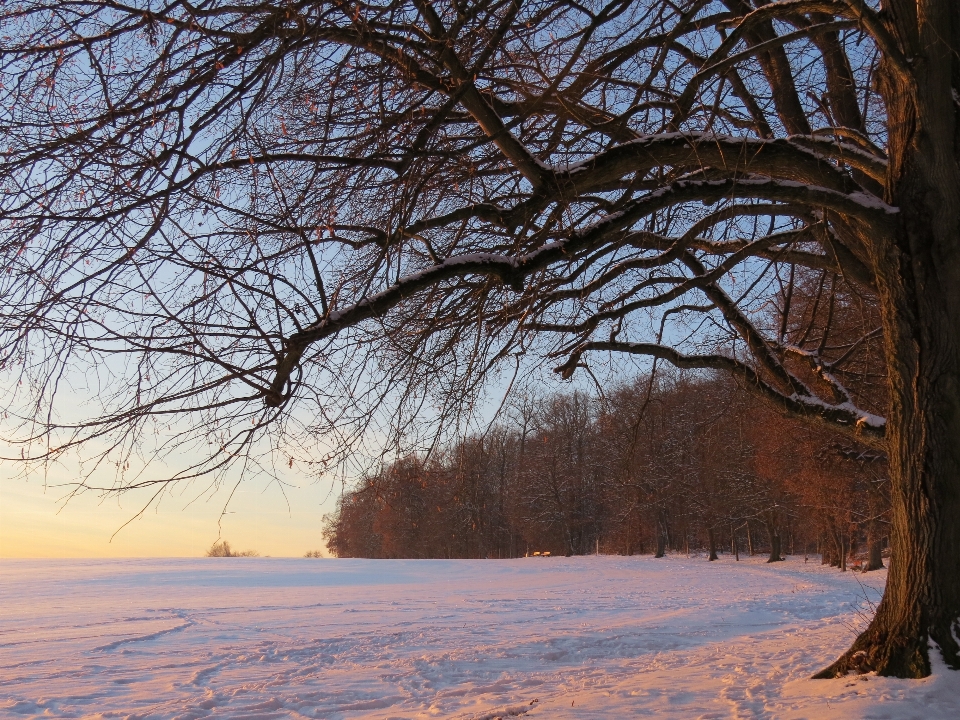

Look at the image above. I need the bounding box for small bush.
[303,550,324,558]
[205,540,259,557]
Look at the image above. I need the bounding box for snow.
[2,555,957,719]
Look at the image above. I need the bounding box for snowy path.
[1,556,956,719]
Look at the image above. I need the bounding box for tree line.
[324,373,888,570]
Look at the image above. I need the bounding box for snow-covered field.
[1,556,957,719]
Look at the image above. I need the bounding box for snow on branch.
[267,176,892,405]
[559,133,864,195]
[553,340,886,446]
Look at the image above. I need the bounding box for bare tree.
[1,0,957,676]
[518,391,603,555]
[206,540,259,557]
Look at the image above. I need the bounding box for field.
[1,555,957,719]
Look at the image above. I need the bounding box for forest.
[324,372,889,568]
[325,260,889,567]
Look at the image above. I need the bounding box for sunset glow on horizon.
[0,463,338,558]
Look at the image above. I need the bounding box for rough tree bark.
[815,0,960,678]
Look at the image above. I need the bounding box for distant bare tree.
[206,540,259,557]
[1,0,957,676]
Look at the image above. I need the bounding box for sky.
[0,353,643,558]
[0,458,340,558]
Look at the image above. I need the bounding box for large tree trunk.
[654,510,668,558]
[816,0,960,676]
[866,535,884,573]
[865,522,885,572]
[829,525,842,568]
[765,519,783,563]
[707,527,719,561]
[654,531,666,559]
